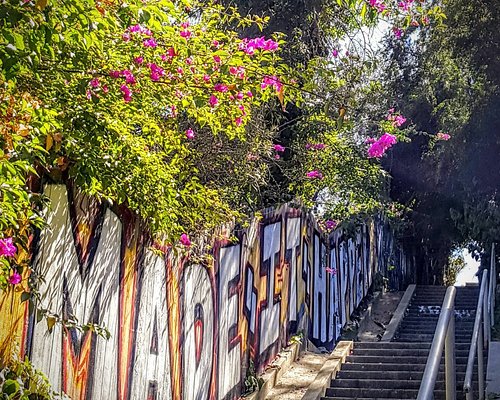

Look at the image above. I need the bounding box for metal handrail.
[463,268,489,399]
[417,286,456,400]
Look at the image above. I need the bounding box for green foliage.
[0,354,62,400]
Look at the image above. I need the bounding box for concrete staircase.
[321,286,483,400]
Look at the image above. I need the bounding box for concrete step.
[341,362,471,372]
[336,369,478,381]
[345,355,470,364]
[351,348,473,357]
[324,387,442,398]
[354,341,433,349]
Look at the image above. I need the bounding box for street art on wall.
[0,184,414,399]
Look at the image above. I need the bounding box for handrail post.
[417,286,456,400]
[445,301,456,400]
[491,243,496,326]
[464,269,489,400]
[484,284,490,347]
[478,323,485,400]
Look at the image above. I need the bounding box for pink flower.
[90,78,100,88]
[393,27,404,39]
[306,170,323,179]
[185,129,195,139]
[332,49,339,57]
[273,144,285,152]
[203,74,211,83]
[8,271,21,285]
[120,84,132,102]
[367,133,397,158]
[365,137,376,144]
[213,55,221,64]
[143,38,157,48]
[109,70,121,79]
[314,143,326,150]
[166,47,176,57]
[235,117,243,126]
[122,32,131,41]
[241,37,279,54]
[134,56,144,64]
[180,233,191,247]
[393,115,407,127]
[209,95,218,107]
[437,132,451,141]
[261,76,283,93]
[86,90,93,100]
[246,91,253,98]
[148,63,165,81]
[369,0,386,12]
[185,57,193,65]
[236,92,244,100]
[325,220,337,230]
[177,67,184,75]
[325,267,336,275]
[180,21,190,29]
[214,83,228,92]
[122,70,136,85]
[388,108,395,114]
[102,85,109,94]
[305,143,313,149]
[180,30,192,39]
[0,237,16,257]
[212,40,220,48]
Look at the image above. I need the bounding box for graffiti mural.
[0,184,414,399]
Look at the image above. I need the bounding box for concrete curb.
[381,284,416,341]
[301,341,353,400]
[244,342,301,400]
[486,341,500,398]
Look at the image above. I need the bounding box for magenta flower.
[236,92,244,100]
[148,63,165,81]
[109,70,121,79]
[179,233,191,247]
[214,83,228,92]
[212,40,220,48]
[122,32,131,42]
[143,38,157,48]
[332,49,339,57]
[86,90,93,100]
[177,67,184,75]
[209,95,219,107]
[365,137,376,144]
[235,117,243,126]
[8,271,21,285]
[180,30,192,39]
[246,91,253,98]
[325,267,336,275]
[181,21,190,29]
[203,74,211,83]
[393,27,404,39]
[261,76,283,93]
[213,55,221,64]
[122,70,136,85]
[185,129,195,139]
[314,143,326,150]
[185,57,193,65]
[166,47,176,57]
[134,56,144,64]
[120,84,132,102]
[102,85,109,94]
[436,132,451,141]
[325,220,337,230]
[89,78,100,88]
[367,133,397,158]
[306,170,323,179]
[0,237,16,257]
[273,144,285,152]
[393,115,407,127]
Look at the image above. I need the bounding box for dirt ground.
[263,290,404,400]
[264,351,329,400]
